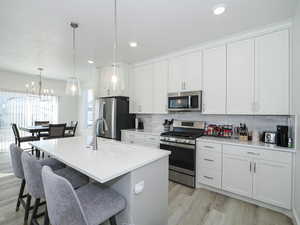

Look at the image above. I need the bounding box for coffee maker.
[276,125,289,147]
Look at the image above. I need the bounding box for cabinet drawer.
[197,169,221,189]
[198,142,222,153]
[257,149,292,164]
[198,149,222,171]
[223,144,292,164]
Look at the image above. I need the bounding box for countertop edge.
[30,141,171,183]
[197,137,296,153]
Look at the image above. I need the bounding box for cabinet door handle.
[247,152,260,156]
[203,145,214,149]
[203,176,213,180]
[254,162,256,173]
[204,158,214,162]
[250,162,252,172]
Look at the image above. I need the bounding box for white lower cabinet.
[197,141,293,209]
[121,131,160,148]
[222,154,253,198]
[252,159,292,209]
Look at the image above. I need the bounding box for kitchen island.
[30,136,170,225]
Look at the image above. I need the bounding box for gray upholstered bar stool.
[42,166,126,225]
[21,152,89,225]
[9,144,65,224]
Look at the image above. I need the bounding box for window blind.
[0,91,58,152]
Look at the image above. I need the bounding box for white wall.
[293,1,300,223]
[58,96,79,123]
[0,70,79,124]
[77,67,99,136]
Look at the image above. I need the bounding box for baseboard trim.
[293,208,300,225]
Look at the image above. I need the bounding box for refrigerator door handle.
[103,118,109,132]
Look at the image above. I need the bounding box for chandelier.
[25,68,54,97]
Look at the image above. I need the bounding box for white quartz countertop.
[198,136,296,153]
[122,129,296,153]
[30,136,170,183]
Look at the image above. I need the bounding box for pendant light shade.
[65,77,81,96]
[66,22,81,96]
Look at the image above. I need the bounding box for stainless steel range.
[160,120,205,188]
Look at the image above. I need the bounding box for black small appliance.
[276,125,289,147]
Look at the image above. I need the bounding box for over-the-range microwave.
[168,91,202,112]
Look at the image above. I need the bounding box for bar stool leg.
[16,179,26,211]
[24,195,31,225]
[29,198,40,225]
[43,206,50,225]
[109,216,117,225]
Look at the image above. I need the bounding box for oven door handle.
[160,141,195,149]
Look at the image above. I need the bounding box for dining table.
[19,125,74,136]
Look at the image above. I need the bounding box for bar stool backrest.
[9,144,24,179]
[42,166,89,225]
[21,152,44,199]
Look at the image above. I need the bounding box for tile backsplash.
[136,113,295,136]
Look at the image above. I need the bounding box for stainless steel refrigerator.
[95,96,135,140]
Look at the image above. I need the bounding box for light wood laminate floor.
[0,153,293,225]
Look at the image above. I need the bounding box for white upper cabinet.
[227,39,255,114]
[202,45,227,114]
[185,51,202,91]
[129,60,168,114]
[169,51,202,93]
[99,67,112,97]
[130,64,153,114]
[99,64,129,97]
[254,30,290,115]
[153,60,168,114]
[169,55,184,93]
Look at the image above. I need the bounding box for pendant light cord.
[39,69,42,96]
[73,26,76,78]
[113,0,118,73]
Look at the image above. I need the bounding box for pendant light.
[66,22,81,96]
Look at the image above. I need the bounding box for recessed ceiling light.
[129,42,138,48]
[88,60,94,64]
[213,4,226,15]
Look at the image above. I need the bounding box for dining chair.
[11,123,40,147]
[44,123,66,140]
[34,121,50,137]
[65,121,78,137]
[21,152,89,225]
[9,144,65,225]
[42,166,126,225]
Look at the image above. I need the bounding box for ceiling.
[0,0,297,81]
